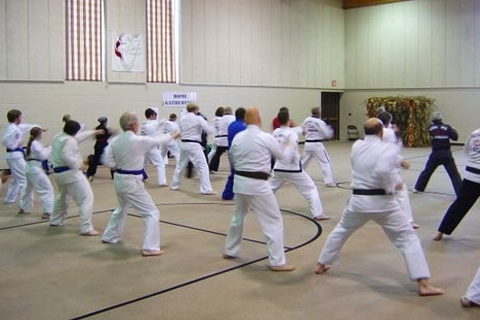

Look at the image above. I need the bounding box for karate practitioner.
[301,107,335,187]
[209,106,235,172]
[207,106,224,170]
[270,110,329,221]
[170,103,216,194]
[414,112,462,195]
[102,111,179,256]
[223,107,295,272]
[315,118,444,296]
[221,107,246,201]
[433,127,480,241]
[86,116,116,182]
[161,113,181,163]
[50,120,103,235]
[141,108,167,186]
[461,267,480,307]
[377,111,419,229]
[2,109,41,206]
[18,127,53,219]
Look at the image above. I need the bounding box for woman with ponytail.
[19,127,53,219]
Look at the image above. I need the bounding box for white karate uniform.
[318,135,431,281]
[50,130,97,234]
[170,112,214,194]
[161,120,180,163]
[101,131,172,251]
[466,267,480,305]
[141,119,167,185]
[2,122,38,205]
[382,127,414,224]
[20,140,54,214]
[301,116,334,185]
[224,124,293,267]
[207,115,223,163]
[270,126,324,218]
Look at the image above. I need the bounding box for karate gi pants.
[145,147,166,185]
[270,170,323,218]
[51,173,95,234]
[318,205,431,280]
[171,142,213,194]
[102,174,160,251]
[396,183,414,223]
[224,193,287,267]
[4,158,30,206]
[437,179,480,235]
[302,142,334,185]
[20,171,54,213]
[466,267,480,305]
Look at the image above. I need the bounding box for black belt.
[53,166,70,173]
[352,189,386,195]
[181,139,201,144]
[215,135,228,138]
[27,158,42,162]
[235,170,270,180]
[305,139,323,143]
[466,166,480,175]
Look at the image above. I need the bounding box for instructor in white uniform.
[102,111,179,256]
[301,107,335,187]
[170,103,215,194]
[315,118,444,296]
[270,109,329,221]
[223,107,295,272]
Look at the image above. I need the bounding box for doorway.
[321,92,341,140]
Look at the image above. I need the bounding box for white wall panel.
[228,0,241,85]
[180,0,193,83]
[204,0,218,84]
[0,0,6,79]
[180,0,345,89]
[367,6,380,87]
[29,0,49,80]
[430,0,446,87]
[404,0,418,88]
[416,0,431,87]
[7,0,29,79]
[48,0,64,80]
[475,0,480,86]
[459,0,475,86]
[191,0,206,83]
[346,0,480,89]
[445,0,461,86]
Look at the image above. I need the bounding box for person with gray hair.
[413,111,462,195]
[102,111,180,256]
[315,118,444,296]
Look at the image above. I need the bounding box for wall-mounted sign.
[112,32,145,72]
[162,92,197,108]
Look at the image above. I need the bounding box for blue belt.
[116,168,148,180]
[53,166,71,173]
[6,147,24,153]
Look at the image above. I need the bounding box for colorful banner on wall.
[112,32,145,72]
[162,92,197,108]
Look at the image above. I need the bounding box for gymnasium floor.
[0,142,479,320]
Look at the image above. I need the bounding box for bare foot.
[315,262,330,274]
[460,296,473,308]
[314,215,331,221]
[269,264,295,272]
[141,249,165,257]
[433,232,443,241]
[417,279,445,296]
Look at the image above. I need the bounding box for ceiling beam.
[343,0,409,9]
